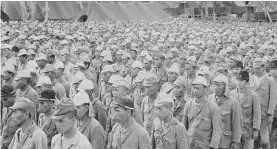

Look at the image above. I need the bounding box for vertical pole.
[44,1,49,22]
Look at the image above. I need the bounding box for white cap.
[192,76,208,87]
[213,74,228,84]
[131,61,143,69]
[72,71,86,84]
[134,71,147,83]
[3,64,15,74]
[78,79,94,91]
[154,92,174,107]
[36,75,52,87]
[17,49,28,57]
[76,62,85,68]
[54,61,65,69]
[168,65,180,74]
[112,78,130,89]
[14,70,31,81]
[27,50,35,55]
[73,91,90,106]
[140,50,149,57]
[108,74,123,84]
[37,53,47,61]
[101,65,114,73]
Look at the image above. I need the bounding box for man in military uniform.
[15,70,39,123]
[160,65,179,97]
[73,91,105,149]
[184,60,197,98]
[77,78,107,129]
[230,71,261,149]
[1,85,19,149]
[107,96,151,149]
[98,65,114,102]
[2,64,16,86]
[51,98,92,149]
[209,74,242,149]
[17,49,28,71]
[269,59,277,148]
[183,76,222,149]
[141,73,160,135]
[251,58,277,149]
[37,89,58,148]
[9,97,48,149]
[151,92,189,149]
[151,53,168,91]
[44,64,66,100]
[173,76,188,122]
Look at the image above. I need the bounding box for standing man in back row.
[251,58,276,149]
[183,76,222,149]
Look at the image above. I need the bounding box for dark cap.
[39,89,56,101]
[233,61,243,69]
[112,96,134,110]
[237,71,249,82]
[52,98,77,120]
[270,60,277,68]
[1,85,15,97]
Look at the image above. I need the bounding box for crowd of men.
[1,17,277,149]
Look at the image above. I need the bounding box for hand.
[267,115,273,125]
[231,142,239,149]
[253,129,259,140]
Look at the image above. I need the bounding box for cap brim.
[38,97,56,101]
[52,115,65,120]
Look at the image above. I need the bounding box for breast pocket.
[220,110,230,123]
[242,102,252,118]
[163,137,177,149]
[198,117,211,131]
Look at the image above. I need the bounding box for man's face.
[116,54,122,61]
[243,56,250,64]
[12,109,27,126]
[113,106,129,124]
[27,55,35,61]
[267,49,274,56]
[130,51,137,60]
[122,58,128,65]
[143,62,151,70]
[270,67,277,77]
[214,82,226,97]
[130,67,139,77]
[192,84,206,99]
[112,86,126,97]
[36,60,46,68]
[3,71,13,80]
[37,101,52,113]
[253,66,264,75]
[54,114,76,134]
[18,55,26,63]
[186,65,195,76]
[95,50,101,57]
[168,72,178,83]
[55,69,64,78]
[15,78,27,89]
[154,57,162,68]
[44,71,54,79]
[1,94,16,107]
[47,55,54,64]
[156,106,170,121]
[144,84,158,96]
[174,84,185,97]
[76,105,88,120]
[237,79,247,89]
[102,72,112,82]
[232,67,242,76]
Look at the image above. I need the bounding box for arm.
[231,100,242,143]
[95,104,107,129]
[176,125,189,149]
[182,100,190,129]
[210,106,222,148]
[267,78,277,116]
[252,92,261,130]
[34,130,48,149]
[90,126,105,149]
[139,133,152,149]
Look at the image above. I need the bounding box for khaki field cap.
[154,92,174,107]
[143,73,159,87]
[52,98,78,120]
[10,97,35,116]
[192,76,208,87]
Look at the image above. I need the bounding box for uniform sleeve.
[139,133,151,149]
[182,100,190,129]
[231,100,242,143]
[133,105,144,126]
[176,125,189,149]
[95,104,107,129]
[210,105,222,148]
[268,77,277,116]
[90,126,105,149]
[57,85,66,100]
[33,130,48,149]
[252,92,261,130]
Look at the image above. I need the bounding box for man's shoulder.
[133,122,148,136]
[32,127,47,138]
